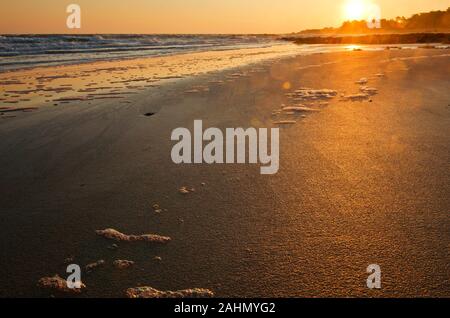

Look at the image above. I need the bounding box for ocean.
[0,34,279,71]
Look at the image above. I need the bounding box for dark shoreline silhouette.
[282,33,450,45]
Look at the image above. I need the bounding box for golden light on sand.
[343,0,367,21]
[282,82,292,90]
[346,45,362,51]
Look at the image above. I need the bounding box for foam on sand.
[0,43,305,111]
[342,93,371,101]
[38,275,86,294]
[152,203,164,214]
[184,89,200,94]
[96,228,171,244]
[282,106,321,113]
[273,120,297,125]
[85,260,105,273]
[179,186,195,195]
[286,88,338,102]
[342,85,378,102]
[125,286,214,298]
[114,260,135,269]
[355,78,369,85]
[359,86,378,95]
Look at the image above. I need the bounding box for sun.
[343,0,367,21]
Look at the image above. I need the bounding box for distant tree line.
[297,7,450,34]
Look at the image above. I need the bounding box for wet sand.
[0,48,449,297]
[0,44,303,111]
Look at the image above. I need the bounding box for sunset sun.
[344,0,367,20]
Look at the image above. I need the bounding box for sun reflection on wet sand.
[346,45,362,51]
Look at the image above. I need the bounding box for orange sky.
[0,0,449,34]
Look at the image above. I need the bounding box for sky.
[0,0,449,34]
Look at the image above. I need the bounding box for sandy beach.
[0,47,449,297]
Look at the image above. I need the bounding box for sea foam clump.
[114,260,135,269]
[359,86,378,95]
[126,286,214,298]
[85,260,105,273]
[282,106,321,112]
[355,78,369,84]
[38,275,86,294]
[342,93,371,101]
[286,88,338,102]
[96,228,171,244]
